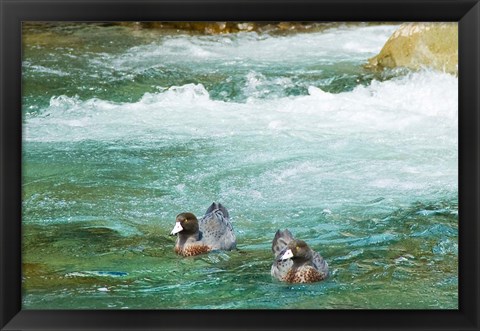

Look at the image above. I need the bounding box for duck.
[271,229,328,283]
[170,202,236,257]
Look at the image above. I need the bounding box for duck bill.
[278,249,294,261]
[170,222,183,235]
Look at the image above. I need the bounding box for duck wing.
[204,202,229,219]
[199,203,236,250]
[312,250,329,276]
[271,229,295,258]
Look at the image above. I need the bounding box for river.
[22,22,458,309]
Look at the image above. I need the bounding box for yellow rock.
[367,23,458,74]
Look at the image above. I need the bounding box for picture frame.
[1,0,479,330]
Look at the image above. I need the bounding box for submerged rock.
[367,23,458,75]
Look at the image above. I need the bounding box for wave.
[96,25,400,71]
[24,70,457,144]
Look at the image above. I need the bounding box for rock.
[367,23,458,75]
[113,22,353,35]
[122,22,260,34]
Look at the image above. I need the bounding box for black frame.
[1,0,479,330]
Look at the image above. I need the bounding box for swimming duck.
[170,202,236,257]
[271,229,328,283]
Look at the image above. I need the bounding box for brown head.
[170,212,199,235]
[278,239,313,262]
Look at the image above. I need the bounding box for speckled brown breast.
[283,266,327,283]
[175,244,211,257]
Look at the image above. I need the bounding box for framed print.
[1,0,479,330]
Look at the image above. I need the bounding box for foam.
[23,25,457,210]
[87,25,400,77]
[25,70,457,144]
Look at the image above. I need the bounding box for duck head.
[278,240,313,262]
[170,212,199,235]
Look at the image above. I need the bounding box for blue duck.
[271,229,328,283]
[170,202,236,257]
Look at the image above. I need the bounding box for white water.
[24,71,458,211]
[95,25,400,72]
[25,69,457,141]
[24,24,458,216]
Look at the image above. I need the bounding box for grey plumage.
[272,229,295,256]
[199,202,236,250]
[204,202,229,219]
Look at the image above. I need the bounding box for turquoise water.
[22,23,458,309]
